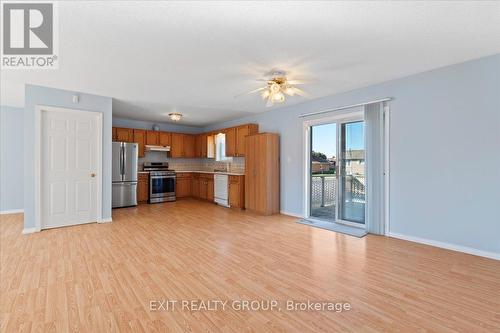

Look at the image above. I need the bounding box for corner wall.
[23,85,113,229]
[204,54,500,256]
[0,106,24,213]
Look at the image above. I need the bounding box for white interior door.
[41,109,100,229]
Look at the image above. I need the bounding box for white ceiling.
[2,1,499,126]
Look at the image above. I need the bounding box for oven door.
[150,175,176,198]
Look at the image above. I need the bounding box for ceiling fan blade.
[234,87,265,98]
[292,87,308,97]
[286,80,305,85]
[283,87,308,97]
[265,98,274,107]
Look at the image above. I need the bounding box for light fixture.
[168,113,182,122]
[273,91,285,102]
[235,69,306,107]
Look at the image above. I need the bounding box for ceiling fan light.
[270,83,280,93]
[273,92,285,102]
[168,112,182,122]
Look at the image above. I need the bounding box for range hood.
[145,145,170,152]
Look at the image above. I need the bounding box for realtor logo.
[1,2,58,68]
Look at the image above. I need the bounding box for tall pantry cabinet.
[245,133,280,215]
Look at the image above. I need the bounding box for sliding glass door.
[310,123,337,220]
[308,116,365,225]
[338,121,365,224]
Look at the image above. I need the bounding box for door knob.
[90,172,96,177]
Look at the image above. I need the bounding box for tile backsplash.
[139,151,245,173]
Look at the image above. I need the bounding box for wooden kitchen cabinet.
[176,173,192,198]
[235,124,258,156]
[115,127,134,142]
[159,131,171,146]
[200,134,208,157]
[191,173,200,198]
[199,179,207,199]
[112,127,117,141]
[207,177,214,202]
[207,134,215,158]
[225,127,237,157]
[146,131,159,145]
[183,134,196,158]
[137,173,149,203]
[194,134,203,158]
[229,175,245,209]
[198,174,214,201]
[245,133,280,215]
[224,124,258,157]
[171,133,184,158]
[133,129,146,157]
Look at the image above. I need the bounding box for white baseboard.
[280,210,304,218]
[22,227,40,234]
[97,217,112,223]
[1,209,24,215]
[388,232,500,261]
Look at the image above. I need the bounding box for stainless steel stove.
[143,162,176,203]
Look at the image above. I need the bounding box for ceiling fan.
[238,69,307,107]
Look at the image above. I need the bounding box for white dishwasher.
[214,174,229,207]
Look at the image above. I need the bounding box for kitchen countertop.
[138,170,245,176]
[138,170,244,176]
[175,170,245,176]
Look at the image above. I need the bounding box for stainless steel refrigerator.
[112,142,138,208]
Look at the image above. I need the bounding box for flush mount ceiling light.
[168,112,182,122]
[237,69,307,107]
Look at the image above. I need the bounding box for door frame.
[302,105,391,234]
[302,108,364,225]
[34,105,103,231]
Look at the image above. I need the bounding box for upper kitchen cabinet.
[112,127,117,141]
[235,124,258,156]
[183,134,196,158]
[146,131,159,145]
[170,133,184,158]
[115,127,134,142]
[133,129,146,157]
[225,127,237,157]
[194,134,203,158]
[207,134,215,158]
[159,132,171,146]
[200,134,208,157]
[225,124,258,157]
[195,134,210,158]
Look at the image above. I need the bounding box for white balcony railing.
[311,174,365,209]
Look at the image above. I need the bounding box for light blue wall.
[204,54,500,255]
[24,85,113,228]
[113,117,202,134]
[0,106,24,212]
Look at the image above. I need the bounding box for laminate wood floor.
[1,199,499,332]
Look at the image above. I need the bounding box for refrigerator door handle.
[122,143,126,178]
[120,143,125,180]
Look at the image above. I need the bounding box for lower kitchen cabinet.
[197,174,214,201]
[176,173,192,198]
[191,173,200,197]
[137,173,149,203]
[229,175,245,208]
[207,178,214,202]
